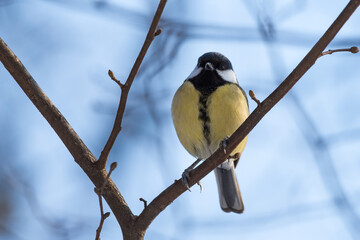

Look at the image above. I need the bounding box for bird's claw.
[182,168,203,193]
[182,168,192,192]
[182,158,203,192]
[220,136,230,154]
[197,181,203,193]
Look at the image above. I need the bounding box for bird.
[171,52,249,213]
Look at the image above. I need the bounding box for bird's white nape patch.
[187,66,202,79]
[216,69,238,84]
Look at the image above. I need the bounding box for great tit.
[171,52,249,213]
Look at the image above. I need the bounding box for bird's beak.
[204,62,215,71]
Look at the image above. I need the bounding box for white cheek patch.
[216,69,238,84]
[187,66,202,79]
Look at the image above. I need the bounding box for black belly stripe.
[199,94,211,145]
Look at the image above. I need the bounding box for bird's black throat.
[189,70,228,96]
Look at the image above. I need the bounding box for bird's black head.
[187,52,237,95]
[197,52,233,71]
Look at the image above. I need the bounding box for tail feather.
[214,166,244,214]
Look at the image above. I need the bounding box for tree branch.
[96,0,168,170]
[0,0,168,238]
[0,36,137,236]
[136,0,360,230]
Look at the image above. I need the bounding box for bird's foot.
[220,136,230,154]
[182,169,202,192]
[182,168,192,192]
[181,158,203,192]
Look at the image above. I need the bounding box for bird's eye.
[219,64,225,70]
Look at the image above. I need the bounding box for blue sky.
[1,0,360,239]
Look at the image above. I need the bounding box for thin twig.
[139,198,148,208]
[136,0,360,231]
[249,90,261,107]
[108,70,124,89]
[94,193,110,240]
[318,46,359,58]
[95,162,118,240]
[96,0,168,170]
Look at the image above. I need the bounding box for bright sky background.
[1,0,360,240]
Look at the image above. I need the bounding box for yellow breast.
[171,81,208,157]
[207,84,249,156]
[171,81,249,159]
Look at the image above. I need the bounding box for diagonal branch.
[96,0,168,170]
[136,0,360,230]
[1,0,168,238]
[0,36,135,235]
[0,41,94,166]
[0,38,94,167]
